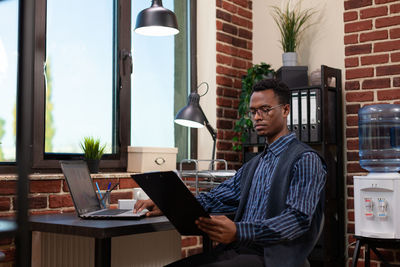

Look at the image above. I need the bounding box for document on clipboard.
[300,90,309,142]
[291,91,300,138]
[310,89,321,142]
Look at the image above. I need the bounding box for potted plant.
[81,136,106,173]
[232,63,275,151]
[270,0,316,66]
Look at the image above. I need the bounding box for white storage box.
[127,147,178,172]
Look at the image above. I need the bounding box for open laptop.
[131,171,210,235]
[60,160,147,219]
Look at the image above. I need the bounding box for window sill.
[0,172,138,181]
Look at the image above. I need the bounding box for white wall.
[197,0,217,165]
[253,0,345,73]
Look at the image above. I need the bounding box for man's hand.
[195,215,237,244]
[133,199,163,217]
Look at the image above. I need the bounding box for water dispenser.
[354,104,400,238]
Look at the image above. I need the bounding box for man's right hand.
[133,199,163,217]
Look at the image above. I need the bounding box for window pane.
[0,0,18,162]
[45,0,114,154]
[131,0,176,148]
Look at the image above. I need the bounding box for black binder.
[309,88,321,142]
[291,90,300,139]
[300,90,309,142]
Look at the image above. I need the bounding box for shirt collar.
[265,132,296,157]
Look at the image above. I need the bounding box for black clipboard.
[131,171,210,235]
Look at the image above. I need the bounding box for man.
[135,79,326,267]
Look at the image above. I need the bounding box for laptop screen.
[60,161,102,215]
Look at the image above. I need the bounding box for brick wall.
[344,0,400,266]
[215,0,253,170]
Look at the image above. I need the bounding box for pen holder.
[99,191,110,209]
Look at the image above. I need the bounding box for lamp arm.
[198,106,217,141]
[198,106,217,165]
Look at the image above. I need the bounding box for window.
[0,0,18,164]
[131,0,192,162]
[0,0,194,173]
[32,0,130,170]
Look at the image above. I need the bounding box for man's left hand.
[195,215,237,244]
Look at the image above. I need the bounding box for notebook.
[131,171,210,235]
[60,160,147,219]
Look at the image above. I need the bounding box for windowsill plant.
[232,63,275,151]
[81,136,106,173]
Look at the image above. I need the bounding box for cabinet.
[243,65,345,267]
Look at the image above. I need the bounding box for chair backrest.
[303,214,325,267]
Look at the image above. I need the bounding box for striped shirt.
[197,133,326,247]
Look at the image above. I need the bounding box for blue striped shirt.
[197,133,326,247]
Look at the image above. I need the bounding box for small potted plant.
[271,0,317,66]
[232,63,275,151]
[81,136,106,173]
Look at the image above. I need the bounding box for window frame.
[31,0,131,172]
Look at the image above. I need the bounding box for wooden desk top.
[29,213,175,239]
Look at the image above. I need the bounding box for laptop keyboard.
[91,209,131,216]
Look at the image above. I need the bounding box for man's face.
[249,89,290,143]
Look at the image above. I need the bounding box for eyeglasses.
[248,104,283,118]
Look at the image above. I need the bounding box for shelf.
[179,159,236,195]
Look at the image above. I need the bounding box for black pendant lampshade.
[135,0,179,36]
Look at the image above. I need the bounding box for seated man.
[135,79,326,267]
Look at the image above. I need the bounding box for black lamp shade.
[174,92,206,128]
[135,0,179,36]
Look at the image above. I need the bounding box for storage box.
[276,66,308,88]
[127,147,178,172]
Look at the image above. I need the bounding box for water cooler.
[354,104,400,238]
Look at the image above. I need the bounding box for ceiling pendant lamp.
[134,0,179,36]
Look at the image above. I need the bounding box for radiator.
[32,230,181,267]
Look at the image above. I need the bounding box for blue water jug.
[358,104,400,172]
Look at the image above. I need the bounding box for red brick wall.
[344,0,400,266]
[215,0,253,170]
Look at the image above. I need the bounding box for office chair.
[303,214,325,267]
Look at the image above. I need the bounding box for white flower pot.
[282,52,297,66]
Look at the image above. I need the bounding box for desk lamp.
[134,0,179,36]
[174,82,217,162]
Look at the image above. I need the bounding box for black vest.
[234,138,325,267]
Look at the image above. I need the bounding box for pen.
[95,182,106,208]
[108,182,119,193]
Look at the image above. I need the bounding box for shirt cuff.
[235,222,256,245]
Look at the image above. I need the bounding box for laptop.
[60,160,147,219]
[131,171,210,235]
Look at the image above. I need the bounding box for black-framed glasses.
[248,104,283,118]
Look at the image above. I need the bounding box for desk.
[29,213,177,267]
[352,235,400,267]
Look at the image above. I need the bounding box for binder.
[310,88,321,142]
[300,90,309,142]
[291,91,300,139]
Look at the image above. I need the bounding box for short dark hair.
[252,79,290,105]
